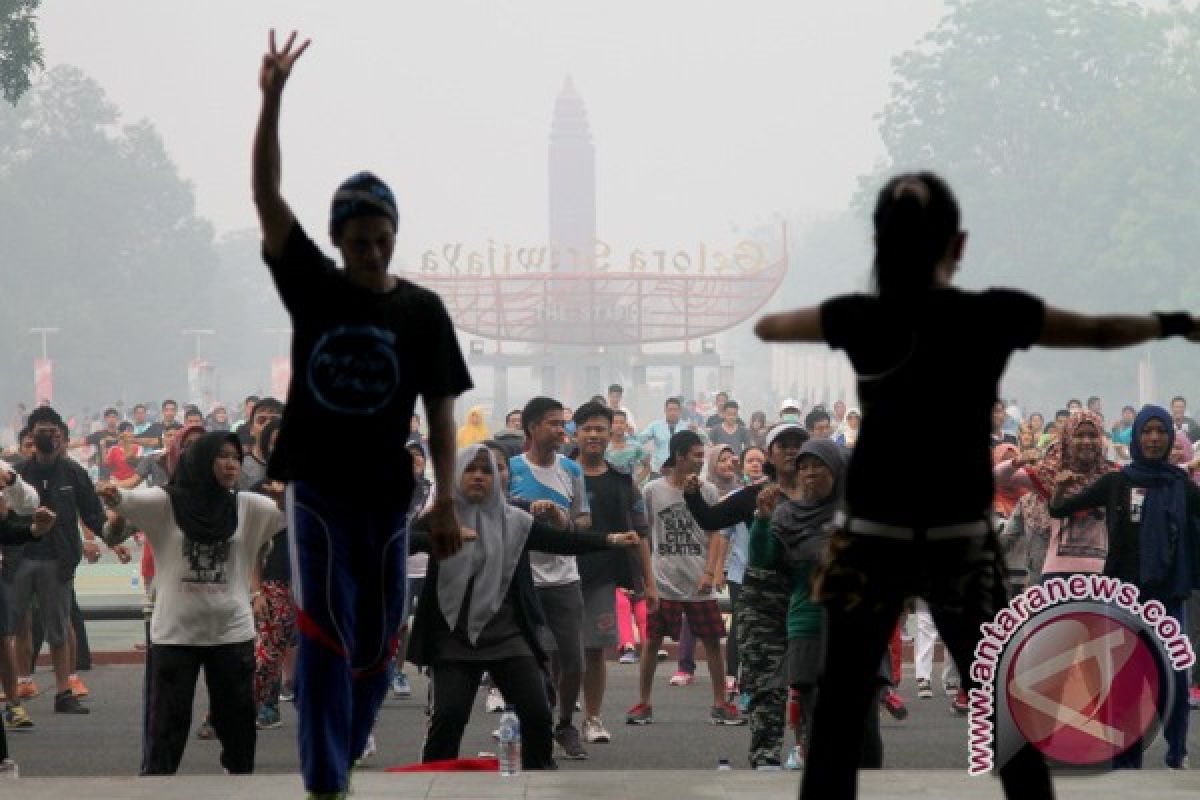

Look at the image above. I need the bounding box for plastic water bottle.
[497,706,520,776]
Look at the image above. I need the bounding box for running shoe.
[3,704,33,730]
[915,678,933,699]
[0,758,16,779]
[754,761,783,771]
[196,717,216,739]
[392,671,412,698]
[68,675,89,698]
[625,703,653,725]
[53,690,89,715]
[785,745,805,770]
[952,689,969,715]
[618,645,638,664]
[360,734,377,761]
[943,677,959,695]
[279,681,295,702]
[485,687,506,713]
[668,671,695,687]
[881,688,908,720]
[710,702,747,726]
[16,681,36,700]
[582,716,611,743]
[554,723,588,760]
[656,649,668,661]
[256,705,282,730]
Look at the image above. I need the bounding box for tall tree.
[864,0,1200,406]
[0,65,218,413]
[0,0,42,105]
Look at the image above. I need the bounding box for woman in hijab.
[407,444,637,769]
[834,408,861,448]
[1048,405,1200,769]
[754,439,848,769]
[994,410,1116,582]
[99,432,284,775]
[456,406,490,449]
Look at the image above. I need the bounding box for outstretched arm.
[254,29,310,260]
[754,307,822,343]
[1039,307,1198,349]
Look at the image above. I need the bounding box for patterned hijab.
[1029,410,1114,498]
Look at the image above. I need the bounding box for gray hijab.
[436,444,534,645]
[771,438,847,567]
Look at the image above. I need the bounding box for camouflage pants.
[739,568,790,767]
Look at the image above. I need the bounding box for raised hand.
[30,506,55,537]
[260,29,311,96]
[96,481,120,509]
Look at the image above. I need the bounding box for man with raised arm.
[253,30,472,800]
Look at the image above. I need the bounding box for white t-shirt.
[116,488,283,646]
[642,478,720,602]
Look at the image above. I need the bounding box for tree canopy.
[0,0,42,105]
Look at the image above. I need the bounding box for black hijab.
[162,431,241,544]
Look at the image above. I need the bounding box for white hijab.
[436,444,534,645]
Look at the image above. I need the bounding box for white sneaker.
[360,733,377,761]
[582,716,611,743]
[485,687,506,713]
[0,758,17,779]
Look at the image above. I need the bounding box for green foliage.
[868,0,1200,310]
[0,0,43,105]
[0,65,218,411]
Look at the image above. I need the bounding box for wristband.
[1155,312,1195,339]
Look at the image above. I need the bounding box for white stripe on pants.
[913,599,959,685]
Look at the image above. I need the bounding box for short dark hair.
[133,403,147,413]
[522,396,564,436]
[244,395,260,405]
[1171,395,1186,406]
[573,401,613,428]
[162,399,177,410]
[1067,398,1082,407]
[664,397,682,409]
[481,439,511,472]
[1055,409,1070,419]
[589,394,606,405]
[104,407,119,418]
[1122,405,1136,414]
[251,397,285,419]
[723,400,739,412]
[117,421,134,433]
[18,426,32,442]
[805,409,831,430]
[184,407,204,419]
[608,384,623,394]
[669,429,704,461]
[27,405,64,430]
[1087,396,1101,406]
[612,409,628,421]
[505,409,521,422]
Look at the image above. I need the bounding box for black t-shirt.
[260,528,291,584]
[578,467,645,589]
[990,432,1019,449]
[263,223,473,499]
[821,287,1044,527]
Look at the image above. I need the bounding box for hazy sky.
[39,1,945,260]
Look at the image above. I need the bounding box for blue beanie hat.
[329,171,399,241]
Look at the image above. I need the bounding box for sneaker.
[915,678,933,699]
[196,717,215,739]
[724,676,738,699]
[554,723,588,760]
[3,704,33,730]
[16,681,36,700]
[68,675,89,698]
[710,702,747,726]
[279,681,295,702]
[784,745,805,770]
[943,678,959,695]
[1166,756,1189,770]
[737,690,752,714]
[881,688,908,720]
[656,649,668,661]
[54,690,89,714]
[359,734,377,761]
[392,671,411,698]
[754,762,783,771]
[256,705,282,730]
[952,689,969,715]
[668,671,695,687]
[485,687,506,713]
[625,703,653,725]
[618,645,638,664]
[582,716,611,743]
[305,794,347,800]
[1189,687,1200,710]
[0,758,16,779]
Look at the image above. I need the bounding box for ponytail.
[871,172,959,299]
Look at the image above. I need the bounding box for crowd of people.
[1,383,1198,781]
[4,30,1200,800]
